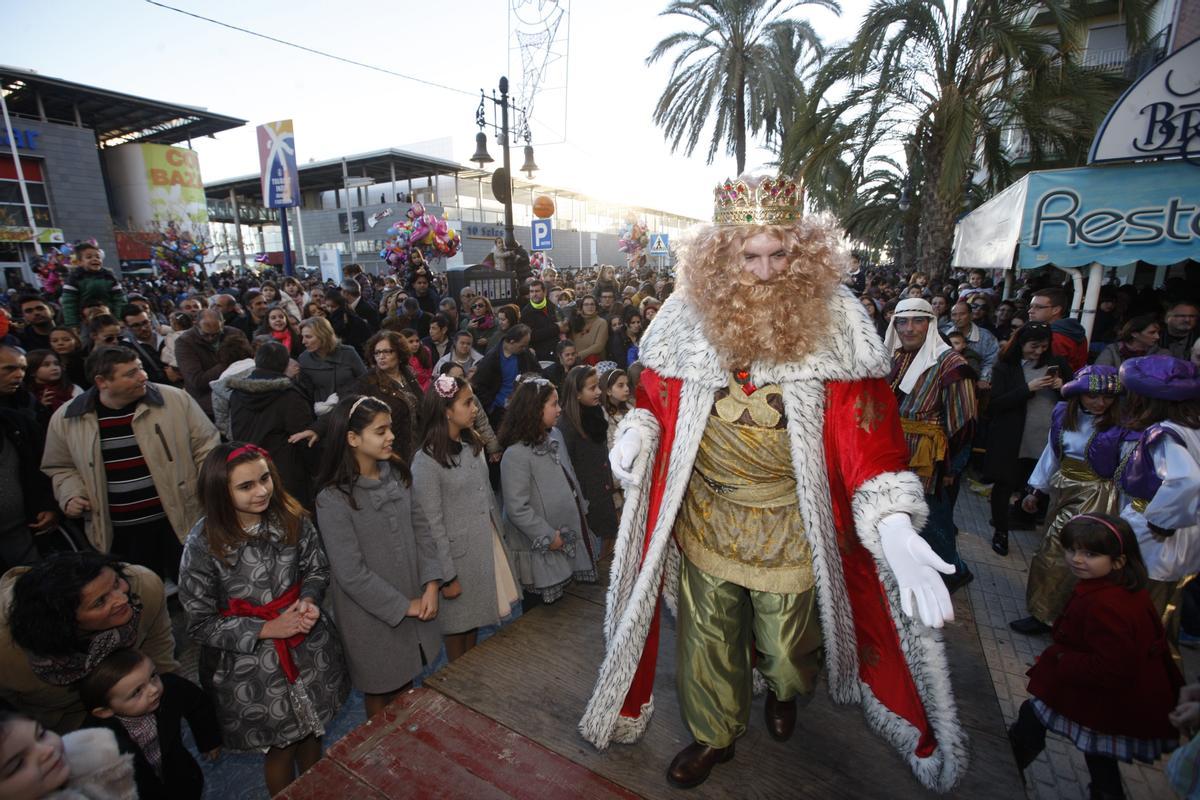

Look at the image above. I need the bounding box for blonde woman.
[297,316,366,413]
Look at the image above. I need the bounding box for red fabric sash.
[220,582,307,683]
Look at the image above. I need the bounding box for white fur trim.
[581,333,967,791]
[61,728,122,776]
[58,728,137,800]
[580,381,712,748]
[610,697,655,745]
[640,286,891,384]
[851,470,968,792]
[603,409,659,645]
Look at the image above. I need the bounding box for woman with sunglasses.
[466,296,500,353]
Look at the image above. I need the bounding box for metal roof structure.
[204,148,466,201]
[0,64,245,147]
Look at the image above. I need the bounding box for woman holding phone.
[983,323,1072,555]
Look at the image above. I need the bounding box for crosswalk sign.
[648,233,670,255]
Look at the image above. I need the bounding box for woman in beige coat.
[569,295,608,365]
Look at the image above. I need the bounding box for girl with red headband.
[1008,513,1182,799]
[178,442,349,797]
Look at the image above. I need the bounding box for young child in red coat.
[1009,513,1183,799]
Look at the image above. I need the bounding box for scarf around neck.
[117,712,162,775]
[530,296,547,311]
[27,598,143,686]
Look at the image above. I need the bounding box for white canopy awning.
[950,177,1028,271]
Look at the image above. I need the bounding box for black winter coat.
[983,355,1071,482]
[85,672,221,800]
[471,347,540,412]
[228,370,318,508]
[556,407,619,540]
[521,303,560,361]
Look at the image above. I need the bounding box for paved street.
[954,483,1188,800]
[174,484,1187,799]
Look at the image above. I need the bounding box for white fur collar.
[638,285,891,388]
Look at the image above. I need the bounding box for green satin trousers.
[677,556,823,747]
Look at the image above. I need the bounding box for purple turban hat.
[1119,355,1200,401]
[1061,365,1122,398]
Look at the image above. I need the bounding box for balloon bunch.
[379,202,462,273]
[153,222,209,279]
[617,215,649,266]
[31,244,75,297]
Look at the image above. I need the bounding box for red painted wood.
[279,688,640,800]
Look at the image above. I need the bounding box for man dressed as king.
[579,176,967,793]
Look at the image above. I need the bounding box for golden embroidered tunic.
[674,378,813,594]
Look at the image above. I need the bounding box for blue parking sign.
[531,219,553,251]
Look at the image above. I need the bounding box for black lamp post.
[470,76,538,251]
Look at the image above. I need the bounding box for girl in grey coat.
[412,375,520,662]
[497,376,597,605]
[313,395,444,721]
[179,443,349,798]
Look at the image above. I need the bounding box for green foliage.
[647,0,840,174]
[782,0,1152,274]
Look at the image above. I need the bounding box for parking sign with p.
[531,219,553,251]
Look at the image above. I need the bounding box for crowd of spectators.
[0,239,1197,797]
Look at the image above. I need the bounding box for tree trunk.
[735,69,747,175]
[900,213,919,273]
[915,132,960,281]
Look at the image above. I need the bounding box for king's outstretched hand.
[878,513,956,628]
[610,426,644,487]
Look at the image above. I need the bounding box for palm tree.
[784,0,1151,278]
[646,0,839,175]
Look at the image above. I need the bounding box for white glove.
[878,513,956,628]
[609,426,645,487]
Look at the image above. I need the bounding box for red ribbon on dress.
[220,582,307,683]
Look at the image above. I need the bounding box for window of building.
[0,157,53,228]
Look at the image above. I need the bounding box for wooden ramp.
[284,567,1023,799]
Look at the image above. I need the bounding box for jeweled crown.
[713,175,802,226]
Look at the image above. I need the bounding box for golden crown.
[713,176,802,226]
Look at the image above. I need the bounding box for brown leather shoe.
[666,741,735,789]
[765,690,797,741]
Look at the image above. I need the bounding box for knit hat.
[1061,365,1122,398]
[1119,354,1200,401]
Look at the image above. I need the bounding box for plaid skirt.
[1032,698,1180,763]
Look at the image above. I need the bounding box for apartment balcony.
[1000,127,1065,165]
[1079,46,1129,72]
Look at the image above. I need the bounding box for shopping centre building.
[0,65,244,287]
[202,140,701,277]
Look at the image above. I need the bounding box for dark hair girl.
[315,395,411,506]
[1010,512,1180,797]
[557,365,618,557]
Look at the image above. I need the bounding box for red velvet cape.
[618,366,939,759]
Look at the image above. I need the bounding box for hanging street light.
[471,76,538,250]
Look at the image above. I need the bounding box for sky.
[4,0,870,221]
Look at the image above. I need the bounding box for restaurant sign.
[1089,36,1200,164]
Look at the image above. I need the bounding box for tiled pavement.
[954,483,1189,800]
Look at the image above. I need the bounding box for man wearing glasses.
[1161,300,1199,360]
[1027,288,1087,372]
[120,305,170,385]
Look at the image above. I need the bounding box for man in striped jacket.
[41,346,219,580]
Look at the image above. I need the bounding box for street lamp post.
[470,76,538,251]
